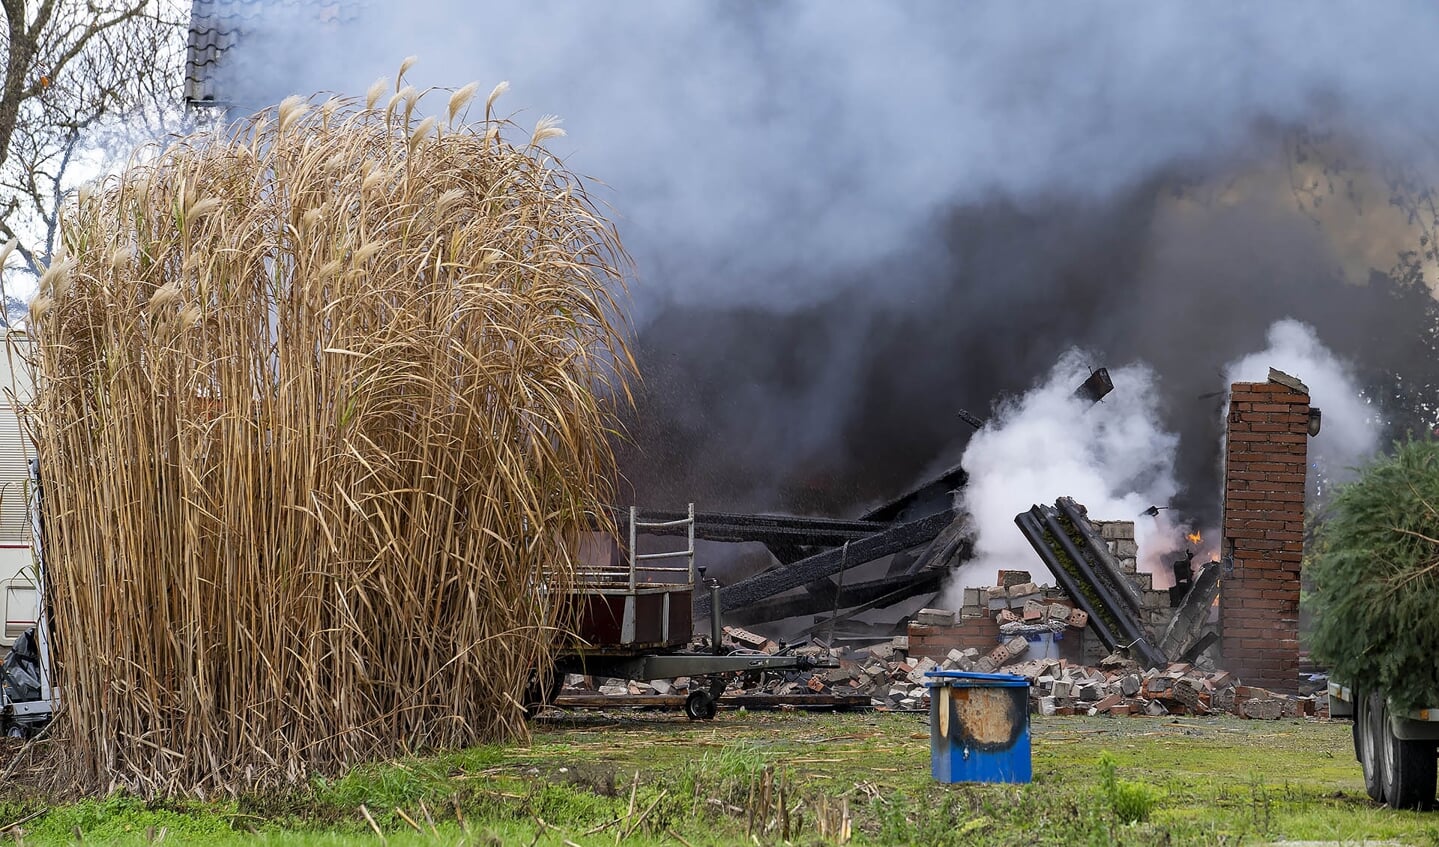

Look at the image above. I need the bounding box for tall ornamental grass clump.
[1307,438,1439,711]
[23,69,632,795]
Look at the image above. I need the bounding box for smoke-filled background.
[950,319,1379,598]
[206,2,1439,537]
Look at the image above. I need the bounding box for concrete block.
[1039,695,1057,716]
[1005,636,1030,660]
[1007,581,1040,598]
[1048,603,1072,622]
[907,657,939,683]
[915,607,956,626]
[724,626,770,649]
[1022,599,1046,621]
[1102,522,1136,541]
[1119,675,1141,697]
[1240,698,1284,720]
[1172,680,1203,710]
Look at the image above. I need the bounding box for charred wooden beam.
[726,569,944,626]
[1159,561,1221,661]
[696,510,956,619]
[610,508,887,548]
[798,581,941,638]
[903,515,973,576]
[858,462,966,523]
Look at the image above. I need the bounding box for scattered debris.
[552,625,1323,720]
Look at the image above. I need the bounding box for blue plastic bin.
[1025,631,1062,660]
[924,670,1032,783]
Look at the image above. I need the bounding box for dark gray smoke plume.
[208,1,1439,522]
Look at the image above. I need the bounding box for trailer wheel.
[1356,691,1387,803]
[1380,699,1437,810]
[684,690,717,721]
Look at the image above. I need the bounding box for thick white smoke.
[944,320,1372,608]
[1223,319,1381,496]
[949,351,1188,600]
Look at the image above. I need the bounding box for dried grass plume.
[26,72,634,796]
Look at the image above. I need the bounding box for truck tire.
[1356,691,1387,803]
[1380,699,1437,810]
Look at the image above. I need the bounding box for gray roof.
[184,0,360,107]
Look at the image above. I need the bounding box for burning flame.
[1186,531,1202,545]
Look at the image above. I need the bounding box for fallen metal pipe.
[1015,505,1167,668]
[1014,510,1124,651]
[1055,497,1143,616]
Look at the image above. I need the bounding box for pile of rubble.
[560,626,1325,719]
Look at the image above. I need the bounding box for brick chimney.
[1219,370,1310,692]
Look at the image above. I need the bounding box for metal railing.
[628,503,695,588]
[575,503,696,589]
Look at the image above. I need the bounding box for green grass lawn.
[3,710,1438,846]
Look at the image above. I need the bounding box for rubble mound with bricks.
[557,625,1324,718]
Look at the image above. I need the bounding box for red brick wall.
[1220,379,1309,692]
[908,617,1087,665]
[908,618,1000,658]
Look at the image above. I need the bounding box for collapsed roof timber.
[614,368,1115,637]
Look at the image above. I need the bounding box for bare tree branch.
[0,0,184,297]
